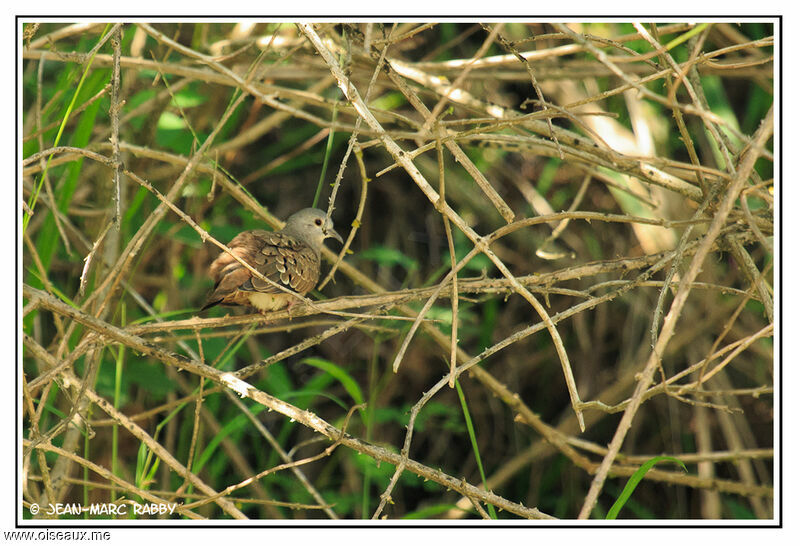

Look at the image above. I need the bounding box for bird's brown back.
[204,229,320,309]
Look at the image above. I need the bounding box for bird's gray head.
[282,208,343,252]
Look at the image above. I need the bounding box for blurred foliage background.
[21,21,774,520]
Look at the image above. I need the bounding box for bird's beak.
[325,227,343,244]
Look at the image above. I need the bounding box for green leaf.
[158,111,188,130]
[172,87,208,108]
[302,357,364,407]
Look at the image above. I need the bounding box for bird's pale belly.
[246,292,292,311]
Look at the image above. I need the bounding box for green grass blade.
[111,305,126,503]
[23,23,112,233]
[313,103,337,208]
[606,456,687,519]
[664,23,709,52]
[28,69,107,291]
[455,378,497,519]
[192,413,249,475]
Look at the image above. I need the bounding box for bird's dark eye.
[314,219,323,226]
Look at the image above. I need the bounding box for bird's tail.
[200,299,221,311]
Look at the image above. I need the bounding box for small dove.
[202,208,342,312]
